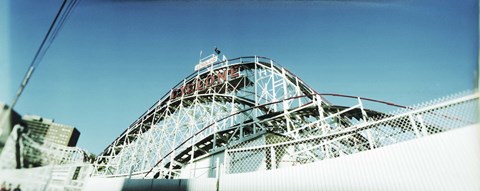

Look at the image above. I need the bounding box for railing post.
[366,130,375,150]
[128,165,134,179]
[215,158,221,191]
[416,114,428,136]
[270,146,276,170]
[315,94,327,133]
[408,114,422,138]
[223,150,229,174]
[323,142,331,159]
[357,97,368,122]
[359,97,375,149]
[215,158,220,178]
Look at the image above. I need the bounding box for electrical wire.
[9,0,79,109]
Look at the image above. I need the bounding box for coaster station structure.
[92,55,477,179]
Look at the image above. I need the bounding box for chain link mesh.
[225,92,479,174]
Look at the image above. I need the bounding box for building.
[0,114,83,169]
[22,115,80,147]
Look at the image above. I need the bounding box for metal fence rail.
[224,91,479,174]
[0,164,93,191]
[0,125,88,169]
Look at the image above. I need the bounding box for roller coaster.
[92,55,478,180]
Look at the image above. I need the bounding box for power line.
[9,0,79,109]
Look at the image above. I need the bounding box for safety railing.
[0,163,93,191]
[0,125,89,169]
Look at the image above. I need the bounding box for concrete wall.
[83,178,217,191]
[179,151,224,178]
[220,124,480,191]
[0,164,93,191]
[83,124,480,191]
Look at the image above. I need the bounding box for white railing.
[224,91,479,174]
[0,163,93,191]
[0,126,88,169]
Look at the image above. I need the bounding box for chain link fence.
[225,91,479,174]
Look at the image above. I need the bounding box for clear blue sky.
[0,0,477,154]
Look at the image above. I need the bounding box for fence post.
[357,97,368,122]
[215,157,220,191]
[416,114,428,136]
[223,150,229,174]
[323,142,331,159]
[366,130,375,150]
[270,146,276,170]
[408,114,421,138]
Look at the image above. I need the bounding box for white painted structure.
[81,124,480,191]
[1,56,478,190]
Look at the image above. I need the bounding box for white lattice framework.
[93,56,398,178]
